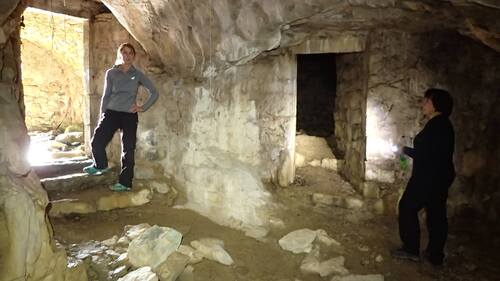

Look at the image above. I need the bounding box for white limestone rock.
[278,228,317,254]
[190,238,234,266]
[344,197,364,210]
[295,152,306,168]
[97,188,152,211]
[312,193,336,206]
[321,158,339,171]
[331,274,384,281]
[300,246,349,277]
[128,225,182,270]
[102,235,119,247]
[177,245,204,264]
[118,267,158,281]
[124,223,151,241]
[55,132,83,145]
[149,180,171,194]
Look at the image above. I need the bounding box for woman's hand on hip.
[130,104,143,113]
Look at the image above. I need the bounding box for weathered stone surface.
[128,225,182,270]
[190,238,234,266]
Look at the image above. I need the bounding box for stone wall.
[363,30,500,219]
[0,1,85,280]
[21,8,85,132]
[335,52,368,191]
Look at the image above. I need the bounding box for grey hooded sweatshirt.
[100,65,159,115]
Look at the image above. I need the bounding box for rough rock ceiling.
[95,0,500,77]
[12,0,498,77]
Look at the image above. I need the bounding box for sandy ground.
[51,167,500,281]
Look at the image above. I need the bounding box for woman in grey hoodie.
[83,43,159,191]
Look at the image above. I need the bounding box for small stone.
[345,197,364,209]
[309,160,321,167]
[300,246,349,277]
[128,225,183,269]
[117,267,158,281]
[177,245,204,264]
[375,255,384,263]
[279,229,317,254]
[156,252,190,281]
[55,132,83,145]
[102,235,119,247]
[190,238,234,266]
[315,229,342,247]
[110,265,128,279]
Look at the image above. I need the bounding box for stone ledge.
[49,187,153,217]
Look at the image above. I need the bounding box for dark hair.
[118,43,136,55]
[424,88,453,117]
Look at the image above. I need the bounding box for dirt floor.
[51,167,500,281]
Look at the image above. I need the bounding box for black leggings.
[398,178,451,264]
[91,110,138,187]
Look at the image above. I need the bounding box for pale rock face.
[179,147,274,235]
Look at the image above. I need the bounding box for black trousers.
[398,177,451,264]
[91,110,138,187]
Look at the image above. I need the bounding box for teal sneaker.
[83,166,109,176]
[109,183,131,192]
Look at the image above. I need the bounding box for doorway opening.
[295,53,340,166]
[21,7,91,177]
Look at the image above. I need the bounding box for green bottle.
[399,154,408,170]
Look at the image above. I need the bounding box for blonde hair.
[115,43,136,65]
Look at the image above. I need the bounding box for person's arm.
[100,69,113,116]
[403,146,415,158]
[138,72,159,111]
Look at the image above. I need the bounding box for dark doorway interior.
[296,53,337,137]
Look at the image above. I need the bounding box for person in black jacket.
[392,88,455,266]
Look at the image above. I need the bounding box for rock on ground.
[128,225,182,269]
[190,238,234,265]
[117,267,158,281]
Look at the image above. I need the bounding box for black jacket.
[404,114,455,189]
